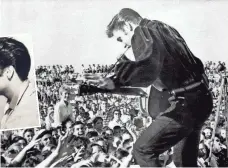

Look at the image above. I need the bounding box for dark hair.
[75,121,84,126]
[86,131,98,138]
[0,37,31,81]
[93,117,103,125]
[23,129,34,137]
[113,125,121,130]
[12,136,27,144]
[106,8,142,38]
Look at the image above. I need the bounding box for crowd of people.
[36,65,78,84]
[82,64,115,74]
[0,61,227,167]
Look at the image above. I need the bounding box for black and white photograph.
[1,0,228,167]
[0,34,40,131]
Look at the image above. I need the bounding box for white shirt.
[0,80,40,130]
[53,100,73,127]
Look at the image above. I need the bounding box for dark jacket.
[111,19,206,118]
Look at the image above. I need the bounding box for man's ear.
[4,66,14,80]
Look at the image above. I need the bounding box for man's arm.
[111,21,167,88]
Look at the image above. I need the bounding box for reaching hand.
[55,130,74,158]
[84,74,115,90]
[25,137,41,151]
[73,146,85,163]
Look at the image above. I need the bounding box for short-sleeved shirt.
[0,80,40,130]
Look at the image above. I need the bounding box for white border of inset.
[0,33,41,132]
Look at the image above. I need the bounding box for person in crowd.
[53,88,73,127]
[73,121,85,137]
[92,116,104,135]
[23,129,35,143]
[108,110,124,129]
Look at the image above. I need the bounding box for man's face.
[114,128,121,137]
[62,92,70,101]
[17,139,27,149]
[210,122,216,129]
[213,137,222,153]
[24,131,34,143]
[100,101,107,111]
[94,119,103,130]
[41,134,52,147]
[114,111,121,120]
[52,131,59,140]
[113,28,132,47]
[198,143,207,158]
[65,120,73,132]
[204,128,212,139]
[48,106,54,113]
[74,124,84,136]
[104,130,113,141]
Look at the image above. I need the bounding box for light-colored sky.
[1,0,228,73]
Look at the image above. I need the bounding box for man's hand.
[84,74,115,90]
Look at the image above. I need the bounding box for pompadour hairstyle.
[106,8,142,38]
[0,37,31,81]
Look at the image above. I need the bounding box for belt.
[170,78,209,97]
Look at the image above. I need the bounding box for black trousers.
[133,86,213,167]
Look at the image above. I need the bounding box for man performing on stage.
[84,8,213,167]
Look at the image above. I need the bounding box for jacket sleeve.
[110,22,167,88]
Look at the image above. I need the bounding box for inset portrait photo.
[0,34,40,131]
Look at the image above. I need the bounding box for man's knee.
[132,141,159,166]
